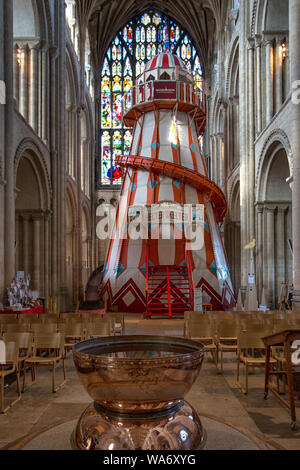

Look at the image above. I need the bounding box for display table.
[262,329,300,430]
[0,306,44,315]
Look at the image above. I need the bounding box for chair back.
[273,320,289,333]
[0,315,18,323]
[3,332,33,358]
[65,323,84,337]
[238,331,267,351]
[3,323,30,333]
[18,314,40,323]
[217,321,239,339]
[1,341,19,364]
[43,315,60,323]
[32,333,63,356]
[31,324,58,336]
[60,313,82,322]
[187,320,213,339]
[87,322,111,337]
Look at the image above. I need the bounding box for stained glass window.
[99,10,203,186]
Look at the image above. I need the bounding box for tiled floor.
[0,316,299,450]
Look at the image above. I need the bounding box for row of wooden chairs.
[185,317,297,394]
[184,311,300,337]
[0,314,123,412]
[0,332,66,413]
[0,312,125,337]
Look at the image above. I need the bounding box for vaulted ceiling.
[75,0,228,76]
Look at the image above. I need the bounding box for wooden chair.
[18,314,40,323]
[237,330,277,395]
[0,314,18,322]
[3,323,31,334]
[216,321,239,373]
[87,321,111,339]
[23,333,66,393]
[3,332,33,383]
[187,320,218,371]
[60,313,82,322]
[0,341,21,413]
[64,323,85,355]
[43,314,60,323]
[109,313,124,335]
[31,324,58,335]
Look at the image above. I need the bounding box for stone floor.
[0,316,300,450]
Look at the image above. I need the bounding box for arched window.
[98,10,203,186]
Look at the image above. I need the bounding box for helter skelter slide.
[100,52,236,316]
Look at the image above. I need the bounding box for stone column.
[29,42,39,132]
[248,39,255,243]
[44,210,51,311]
[265,38,274,124]
[266,207,275,308]
[77,107,83,301]
[4,0,16,289]
[239,0,249,287]
[255,35,262,135]
[290,0,300,308]
[22,214,30,276]
[276,207,286,299]
[19,44,28,121]
[32,214,41,293]
[13,44,20,108]
[275,37,283,113]
[40,43,48,143]
[70,105,76,177]
[256,204,264,298]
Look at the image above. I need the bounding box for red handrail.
[146,243,149,319]
[186,250,194,311]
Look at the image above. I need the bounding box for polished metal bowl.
[72,336,206,450]
[73,335,204,411]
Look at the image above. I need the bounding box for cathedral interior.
[0,0,300,452]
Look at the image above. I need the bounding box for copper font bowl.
[72,336,206,450]
[73,335,204,413]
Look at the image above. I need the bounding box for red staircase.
[146,264,193,319]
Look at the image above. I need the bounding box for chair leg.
[0,375,4,413]
[243,363,249,395]
[237,355,240,384]
[62,358,66,381]
[22,364,26,393]
[16,370,21,398]
[52,363,55,393]
[221,349,223,373]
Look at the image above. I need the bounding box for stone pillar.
[239,0,249,287]
[290,0,300,308]
[265,38,274,124]
[41,43,48,142]
[32,214,41,293]
[256,205,264,299]
[22,214,30,276]
[4,0,16,289]
[255,35,262,135]
[275,37,283,113]
[19,44,28,120]
[276,207,286,300]
[266,207,275,308]
[29,42,39,132]
[13,44,20,108]
[44,210,51,311]
[248,39,255,243]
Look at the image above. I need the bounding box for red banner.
[153,81,177,100]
